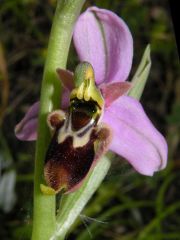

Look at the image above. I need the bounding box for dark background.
[0,0,179,239]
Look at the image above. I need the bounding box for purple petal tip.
[15,102,39,141]
[73,6,133,84]
[103,96,168,176]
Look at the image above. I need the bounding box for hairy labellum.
[42,63,111,194]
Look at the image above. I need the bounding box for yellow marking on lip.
[57,114,94,148]
[40,184,56,195]
[70,63,104,108]
[85,65,94,80]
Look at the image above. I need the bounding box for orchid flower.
[15,7,167,193]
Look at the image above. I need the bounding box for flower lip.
[44,104,112,194]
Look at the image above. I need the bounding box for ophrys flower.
[15,7,168,193]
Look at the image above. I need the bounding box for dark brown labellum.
[44,98,112,194]
[44,129,96,192]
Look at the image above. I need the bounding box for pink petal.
[56,68,74,91]
[56,68,73,109]
[100,82,131,107]
[15,88,70,141]
[73,7,133,84]
[103,96,168,176]
[15,102,39,141]
[61,86,70,109]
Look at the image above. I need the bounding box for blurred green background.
[0,0,179,239]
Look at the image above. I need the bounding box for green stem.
[138,202,180,239]
[31,1,85,240]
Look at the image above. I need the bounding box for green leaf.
[128,44,151,100]
[138,202,180,239]
[77,201,153,240]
